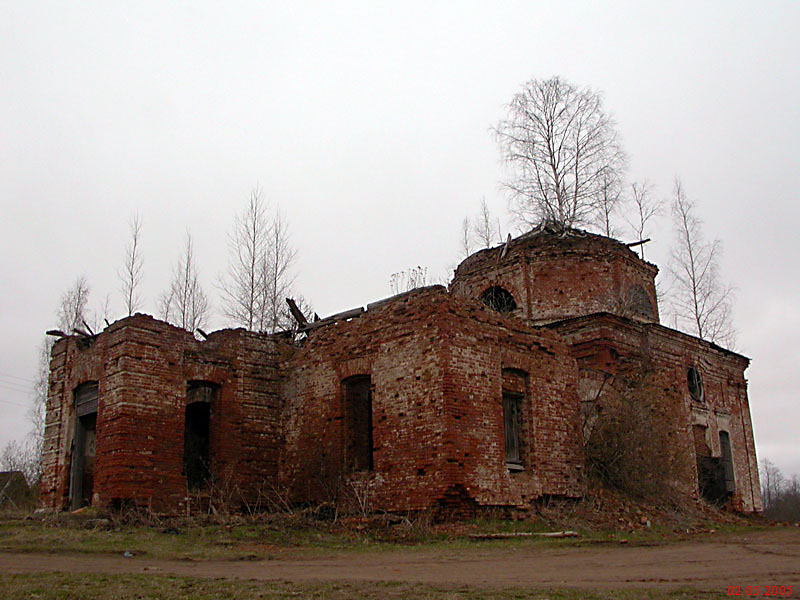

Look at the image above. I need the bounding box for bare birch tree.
[594,171,623,237]
[25,277,93,483]
[760,458,785,511]
[161,232,209,332]
[259,208,297,333]
[460,199,504,260]
[668,180,735,346]
[30,339,49,440]
[220,188,268,330]
[218,189,299,333]
[158,290,173,322]
[13,278,112,487]
[624,180,662,259]
[20,337,51,485]
[473,197,502,248]
[460,216,473,259]
[57,275,91,333]
[95,293,112,330]
[494,76,626,229]
[119,213,144,316]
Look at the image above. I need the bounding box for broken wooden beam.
[300,307,364,332]
[82,319,95,336]
[300,319,334,332]
[626,238,651,248]
[327,307,365,321]
[285,298,308,325]
[498,232,512,261]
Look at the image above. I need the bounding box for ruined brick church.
[40,227,763,514]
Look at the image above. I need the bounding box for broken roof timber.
[285,298,308,326]
[300,306,365,332]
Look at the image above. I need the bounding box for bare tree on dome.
[494,76,626,229]
[594,171,624,237]
[625,180,662,259]
[460,198,504,261]
[460,216,473,259]
[473,197,503,248]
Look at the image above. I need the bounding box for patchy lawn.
[0,510,767,562]
[0,502,772,563]
[0,572,731,600]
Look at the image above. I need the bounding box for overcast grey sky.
[1,1,798,477]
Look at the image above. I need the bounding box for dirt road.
[1,528,798,592]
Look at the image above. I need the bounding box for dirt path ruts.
[1,529,799,591]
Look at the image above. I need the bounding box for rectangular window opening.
[342,375,373,473]
[503,391,523,470]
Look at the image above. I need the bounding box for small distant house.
[0,471,31,508]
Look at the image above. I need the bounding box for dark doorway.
[69,382,98,510]
[183,383,215,490]
[342,375,372,472]
[694,424,728,505]
[697,455,727,505]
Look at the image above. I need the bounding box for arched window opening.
[342,375,373,472]
[70,382,98,510]
[627,285,655,319]
[481,286,517,313]
[184,382,217,490]
[687,367,704,403]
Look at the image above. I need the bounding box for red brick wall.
[40,315,282,513]
[280,288,456,511]
[439,300,584,507]
[452,230,659,325]
[40,257,758,516]
[281,287,583,512]
[551,314,762,512]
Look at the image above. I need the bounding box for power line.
[0,385,33,399]
[0,376,34,391]
[0,372,36,385]
[0,396,30,408]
